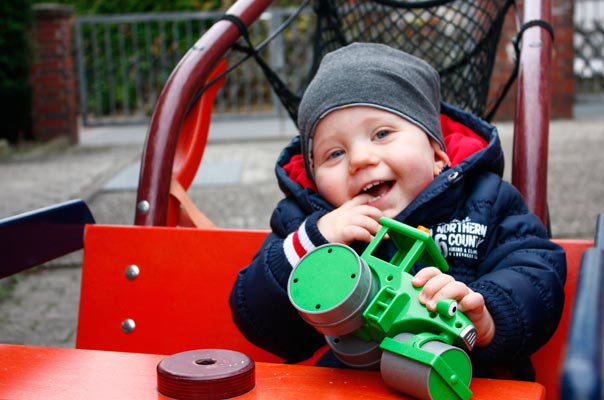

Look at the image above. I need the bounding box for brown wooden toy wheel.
[157,349,255,400]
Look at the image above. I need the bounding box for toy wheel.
[288,244,377,336]
[380,333,472,400]
[157,349,255,400]
[326,334,381,369]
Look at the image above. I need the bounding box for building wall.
[30,4,78,143]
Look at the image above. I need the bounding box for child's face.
[312,106,449,218]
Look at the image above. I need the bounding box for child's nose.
[348,144,379,173]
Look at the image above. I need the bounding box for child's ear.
[432,140,450,176]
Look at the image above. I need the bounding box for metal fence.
[74,8,314,126]
[75,4,604,126]
[575,0,604,102]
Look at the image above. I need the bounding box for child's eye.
[328,149,345,159]
[374,130,390,140]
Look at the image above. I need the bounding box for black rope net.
[230,0,516,125]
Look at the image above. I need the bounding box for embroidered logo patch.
[432,217,487,260]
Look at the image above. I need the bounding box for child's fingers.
[344,226,375,244]
[337,215,383,243]
[459,291,485,313]
[411,266,442,287]
[416,273,455,305]
[362,208,387,229]
[423,281,470,309]
[347,193,379,207]
[347,214,382,237]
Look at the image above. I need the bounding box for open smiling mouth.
[361,180,394,201]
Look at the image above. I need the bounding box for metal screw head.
[125,264,140,280]
[447,171,461,182]
[122,318,136,334]
[137,200,150,213]
[192,41,205,51]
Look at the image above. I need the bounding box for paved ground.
[0,114,603,349]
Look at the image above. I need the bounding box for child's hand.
[317,194,383,244]
[412,267,495,347]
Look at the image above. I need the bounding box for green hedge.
[32,0,296,15]
[0,0,33,143]
[32,0,226,14]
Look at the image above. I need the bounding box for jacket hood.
[275,102,504,208]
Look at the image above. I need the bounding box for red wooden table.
[0,344,544,399]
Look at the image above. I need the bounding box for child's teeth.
[369,194,383,202]
[363,181,383,192]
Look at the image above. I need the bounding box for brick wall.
[489,0,574,121]
[30,4,78,143]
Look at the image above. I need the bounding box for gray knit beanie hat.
[298,42,444,179]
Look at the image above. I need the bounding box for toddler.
[229,42,566,380]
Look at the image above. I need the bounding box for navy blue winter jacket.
[229,103,566,380]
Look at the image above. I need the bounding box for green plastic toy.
[288,217,477,400]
